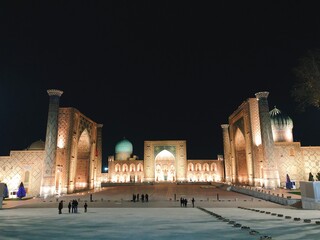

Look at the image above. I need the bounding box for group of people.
[58,199,88,214]
[132,193,149,202]
[180,197,195,207]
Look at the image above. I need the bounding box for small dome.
[269,107,293,129]
[27,140,45,150]
[115,138,133,154]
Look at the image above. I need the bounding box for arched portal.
[235,128,248,184]
[155,150,176,182]
[75,129,91,191]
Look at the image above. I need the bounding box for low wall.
[231,185,300,206]
[300,181,320,210]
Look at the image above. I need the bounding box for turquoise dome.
[269,107,293,129]
[115,138,133,154]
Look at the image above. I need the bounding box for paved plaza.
[1,183,320,240]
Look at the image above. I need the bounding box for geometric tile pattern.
[275,142,304,187]
[255,92,279,188]
[226,92,320,189]
[57,108,72,191]
[255,92,275,169]
[302,147,320,180]
[96,124,103,180]
[1,90,102,197]
[221,124,232,182]
[248,98,263,180]
[43,97,60,176]
[41,91,62,196]
[0,150,44,197]
[65,109,100,193]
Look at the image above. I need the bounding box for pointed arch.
[74,129,91,191]
[155,150,176,182]
[234,128,248,184]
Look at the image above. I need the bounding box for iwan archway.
[155,150,176,182]
[74,129,91,191]
[234,128,248,184]
[143,140,187,182]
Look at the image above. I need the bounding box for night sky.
[2,1,320,168]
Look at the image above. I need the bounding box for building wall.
[275,142,305,188]
[0,107,102,198]
[104,146,224,184]
[186,160,224,182]
[0,151,44,197]
[302,147,320,181]
[107,159,144,183]
[57,108,101,193]
[225,94,320,189]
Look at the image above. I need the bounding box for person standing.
[68,201,71,213]
[58,200,63,214]
[145,193,149,202]
[75,199,79,213]
[84,202,88,213]
[71,199,75,213]
[192,197,195,208]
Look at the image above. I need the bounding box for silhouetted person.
[58,200,63,214]
[192,198,195,208]
[145,193,148,202]
[68,201,71,213]
[84,202,88,212]
[141,194,145,202]
[309,172,314,181]
[180,197,183,207]
[72,199,76,213]
[74,199,78,213]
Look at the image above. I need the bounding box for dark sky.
[2,1,320,167]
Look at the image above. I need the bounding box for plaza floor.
[1,183,320,240]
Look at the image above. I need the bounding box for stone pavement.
[2,183,300,209]
[2,183,319,240]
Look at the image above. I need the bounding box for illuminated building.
[222,91,320,189]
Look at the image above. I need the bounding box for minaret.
[221,124,232,183]
[40,89,63,197]
[94,124,103,187]
[255,91,280,189]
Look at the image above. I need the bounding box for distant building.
[0,90,103,198]
[0,89,223,198]
[5,90,316,198]
[222,91,320,189]
[103,139,224,184]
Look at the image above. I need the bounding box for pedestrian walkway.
[0,207,319,239]
[2,183,317,239]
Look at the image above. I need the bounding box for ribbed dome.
[115,138,133,154]
[269,107,293,129]
[27,140,45,150]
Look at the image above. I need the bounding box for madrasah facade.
[1,90,320,198]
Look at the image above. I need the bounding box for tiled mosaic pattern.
[0,151,44,197]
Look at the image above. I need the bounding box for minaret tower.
[40,89,63,197]
[255,91,280,189]
[221,124,232,183]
